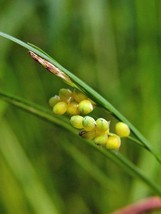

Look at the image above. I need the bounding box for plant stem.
[1,91,161,196]
[0,32,157,161]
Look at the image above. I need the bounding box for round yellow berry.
[53,101,67,115]
[59,88,72,103]
[95,129,109,137]
[82,116,96,131]
[49,95,61,107]
[105,135,121,150]
[66,101,80,115]
[115,122,130,137]
[72,89,88,103]
[96,118,110,132]
[78,100,93,115]
[94,134,108,145]
[79,130,96,140]
[70,115,84,129]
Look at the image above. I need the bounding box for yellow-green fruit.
[94,134,108,145]
[53,101,67,115]
[82,116,96,131]
[67,101,80,115]
[79,130,96,140]
[96,118,110,132]
[115,122,130,137]
[78,100,93,115]
[70,115,84,129]
[106,135,121,150]
[95,129,109,137]
[72,89,88,103]
[49,95,61,107]
[59,88,72,102]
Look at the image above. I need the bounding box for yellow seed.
[72,89,88,103]
[70,115,84,129]
[94,134,108,145]
[79,130,96,140]
[106,135,121,150]
[53,101,67,115]
[59,88,72,102]
[96,118,110,132]
[115,122,130,137]
[66,101,80,115]
[78,100,93,115]
[82,116,96,131]
[49,95,61,107]
[95,129,109,136]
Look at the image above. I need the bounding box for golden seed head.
[105,135,121,150]
[115,122,130,137]
[94,134,108,145]
[72,89,88,103]
[78,100,93,115]
[70,115,84,129]
[59,88,73,102]
[49,95,61,107]
[96,118,110,132]
[82,116,96,131]
[53,101,67,115]
[66,101,80,115]
[95,129,109,136]
[79,130,96,140]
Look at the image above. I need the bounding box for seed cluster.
[71,115,122,150]
[49,88,95,116]
[49,88,130,150]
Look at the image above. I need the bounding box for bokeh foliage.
[0,0,161,213]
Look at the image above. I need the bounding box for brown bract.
[29,51,74,86]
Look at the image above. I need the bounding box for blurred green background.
[0,0,161,213]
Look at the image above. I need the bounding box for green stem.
[0,91,161,196]
[0,32,160,163]
[1,32,161,165]
[87,142,161,196]
[0,91,75,134]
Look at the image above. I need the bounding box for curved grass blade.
[27,42,54,60]
[0,91,161,196]
[0,120,60,214]
[0,91,74,134]
[0,32,161,164]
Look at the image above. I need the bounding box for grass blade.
[0,91,161,196]
[0,31,160,165]
[0,120,60,214]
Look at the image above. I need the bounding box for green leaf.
[1,31,161,165]
[0,91,74,134]
[0,91,161,196]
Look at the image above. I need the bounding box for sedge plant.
[0,31,161,199]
